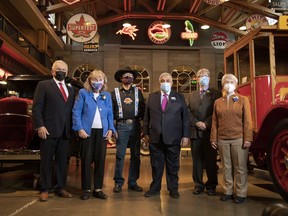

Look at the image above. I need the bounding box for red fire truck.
[224,24,288,201]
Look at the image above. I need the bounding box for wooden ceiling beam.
[164,0,182,13]
[224,0,281,19]
[138,0,156,13]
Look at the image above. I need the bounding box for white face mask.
[224,83,236,94]
[160,82,171,93]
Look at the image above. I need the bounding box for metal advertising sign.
[246,14,269,32]
[210,31,229,49]
[83,33,100,52]
[271,0,288,11]
[66,13,97,43]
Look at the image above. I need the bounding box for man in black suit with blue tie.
[33,60,75,202]
[188,68,222,196]
[143,72,189,199]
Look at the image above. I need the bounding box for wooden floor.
[0,150,286,216]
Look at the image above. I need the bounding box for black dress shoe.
[80,191,90,200]
[170,190,179,199]
[128,184,143,192]
[234,196,246,204]
[144,190,160,197]
[193,187,204,195]
[113,185,122,193]
[93,191,108,199]
[207,189,216,196]
[220,194,233,201]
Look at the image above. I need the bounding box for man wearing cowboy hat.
[111,66,145,193]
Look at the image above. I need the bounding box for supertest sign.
[67,13,97,43]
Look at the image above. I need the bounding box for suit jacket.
[72,89,116,137]
[188,88,222,139]
[143,90,189,145]
[32,79,75,138]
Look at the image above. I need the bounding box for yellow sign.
[278,16,288,29]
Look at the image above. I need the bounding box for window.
[171,66,196,93]
[129,65,150,93]
[72,64,98,83]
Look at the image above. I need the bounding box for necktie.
[59,83,67,102]
[161,93,168,111]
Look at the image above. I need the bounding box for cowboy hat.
[114,66,139,83]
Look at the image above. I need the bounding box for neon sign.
[116,26,139,40]
[148,21,171,44]
[180,20,198,46]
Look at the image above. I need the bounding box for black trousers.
[149,139,181,192]
[80,129,106,191]
[39,137,69,193]
[191,133,218,190]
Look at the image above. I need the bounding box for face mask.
[55,71,66,81]
[199,76,210,86]
[160,82,171,93]
[91,81,104,91]
[224,83,236,93]
[122,77,133,85]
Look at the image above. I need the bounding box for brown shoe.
[56,189,72,198]
[39,192,49,202]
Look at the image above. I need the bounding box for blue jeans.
[113,121,141,187]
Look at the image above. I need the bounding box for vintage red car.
[224,25,288,201]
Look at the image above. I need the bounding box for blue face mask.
[199,76,210,86]
[160,82,171,93]
[91,81,103,91]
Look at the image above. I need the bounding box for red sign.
[66,14,97,43]
[148,21,171,44]
[210,31,229,49]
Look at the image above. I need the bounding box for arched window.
[171,66,196,93]
[129,64,150,93]
[217,71,224,90]
[72,64,98,83]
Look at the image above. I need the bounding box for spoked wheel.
[267,121,288,202]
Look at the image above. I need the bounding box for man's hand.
[181,137,190,147]
[195,121,206,131]
[37,126,50,139]
[211,141,218,150]
[78,129,89,139]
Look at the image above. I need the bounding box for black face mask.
[55,71,66,81]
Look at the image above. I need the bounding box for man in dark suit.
[143,72,189,199]
[188,68,222,196]
[33,60,75,202]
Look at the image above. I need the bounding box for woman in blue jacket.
[73,70,116,200]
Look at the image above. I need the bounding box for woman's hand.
[78,129,89,139]
[105,130,113,139]
[243,141,251,149]
[211,141,218,150]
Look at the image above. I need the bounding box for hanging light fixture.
[123,20,131,27]
[201,24,210,30]
[162,22,171,28]
[239,25,247,31]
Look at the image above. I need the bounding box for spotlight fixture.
[201,24,210,30]
[239,25,247,31]
[123,22,131,27]
[162,23,171,28]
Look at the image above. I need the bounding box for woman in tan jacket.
[210,74,253,204]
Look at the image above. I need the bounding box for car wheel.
[267,120,288,202]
